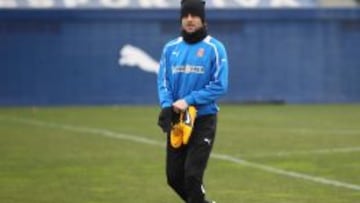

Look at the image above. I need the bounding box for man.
[157,0,228,203]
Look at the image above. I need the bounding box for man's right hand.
[157,107,173,133]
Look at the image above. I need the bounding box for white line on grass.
[220,126,360,135]
[1,116,360,191]
[211,154,360,191]
[220,115,360,135]
[244,147,360,158]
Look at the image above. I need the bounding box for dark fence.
[0,9,359,105]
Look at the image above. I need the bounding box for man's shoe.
[181,106,197,145]
[170,106,197,148]
[170,124,183,148]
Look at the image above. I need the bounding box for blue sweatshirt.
[157,35,229,116]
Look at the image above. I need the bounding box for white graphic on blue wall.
[119,44,159,74]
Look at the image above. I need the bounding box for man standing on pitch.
[157,0,228,202]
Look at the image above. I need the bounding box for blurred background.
[0,0,359,106]
[1,2,360,203]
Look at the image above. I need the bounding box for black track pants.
[166,114,217,203]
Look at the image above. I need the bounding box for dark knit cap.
[181,0,206,22]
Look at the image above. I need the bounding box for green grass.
[0,104,359,203]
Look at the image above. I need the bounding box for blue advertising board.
[0,9,359,105]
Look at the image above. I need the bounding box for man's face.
[181,14,203,33]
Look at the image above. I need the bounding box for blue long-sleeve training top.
[157,35,229,116]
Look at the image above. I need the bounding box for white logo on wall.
[119,44,159,74]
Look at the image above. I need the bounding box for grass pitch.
[0,104,359,203]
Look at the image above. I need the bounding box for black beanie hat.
[181,0,206,22]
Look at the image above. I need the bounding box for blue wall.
[0,9,359,105]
